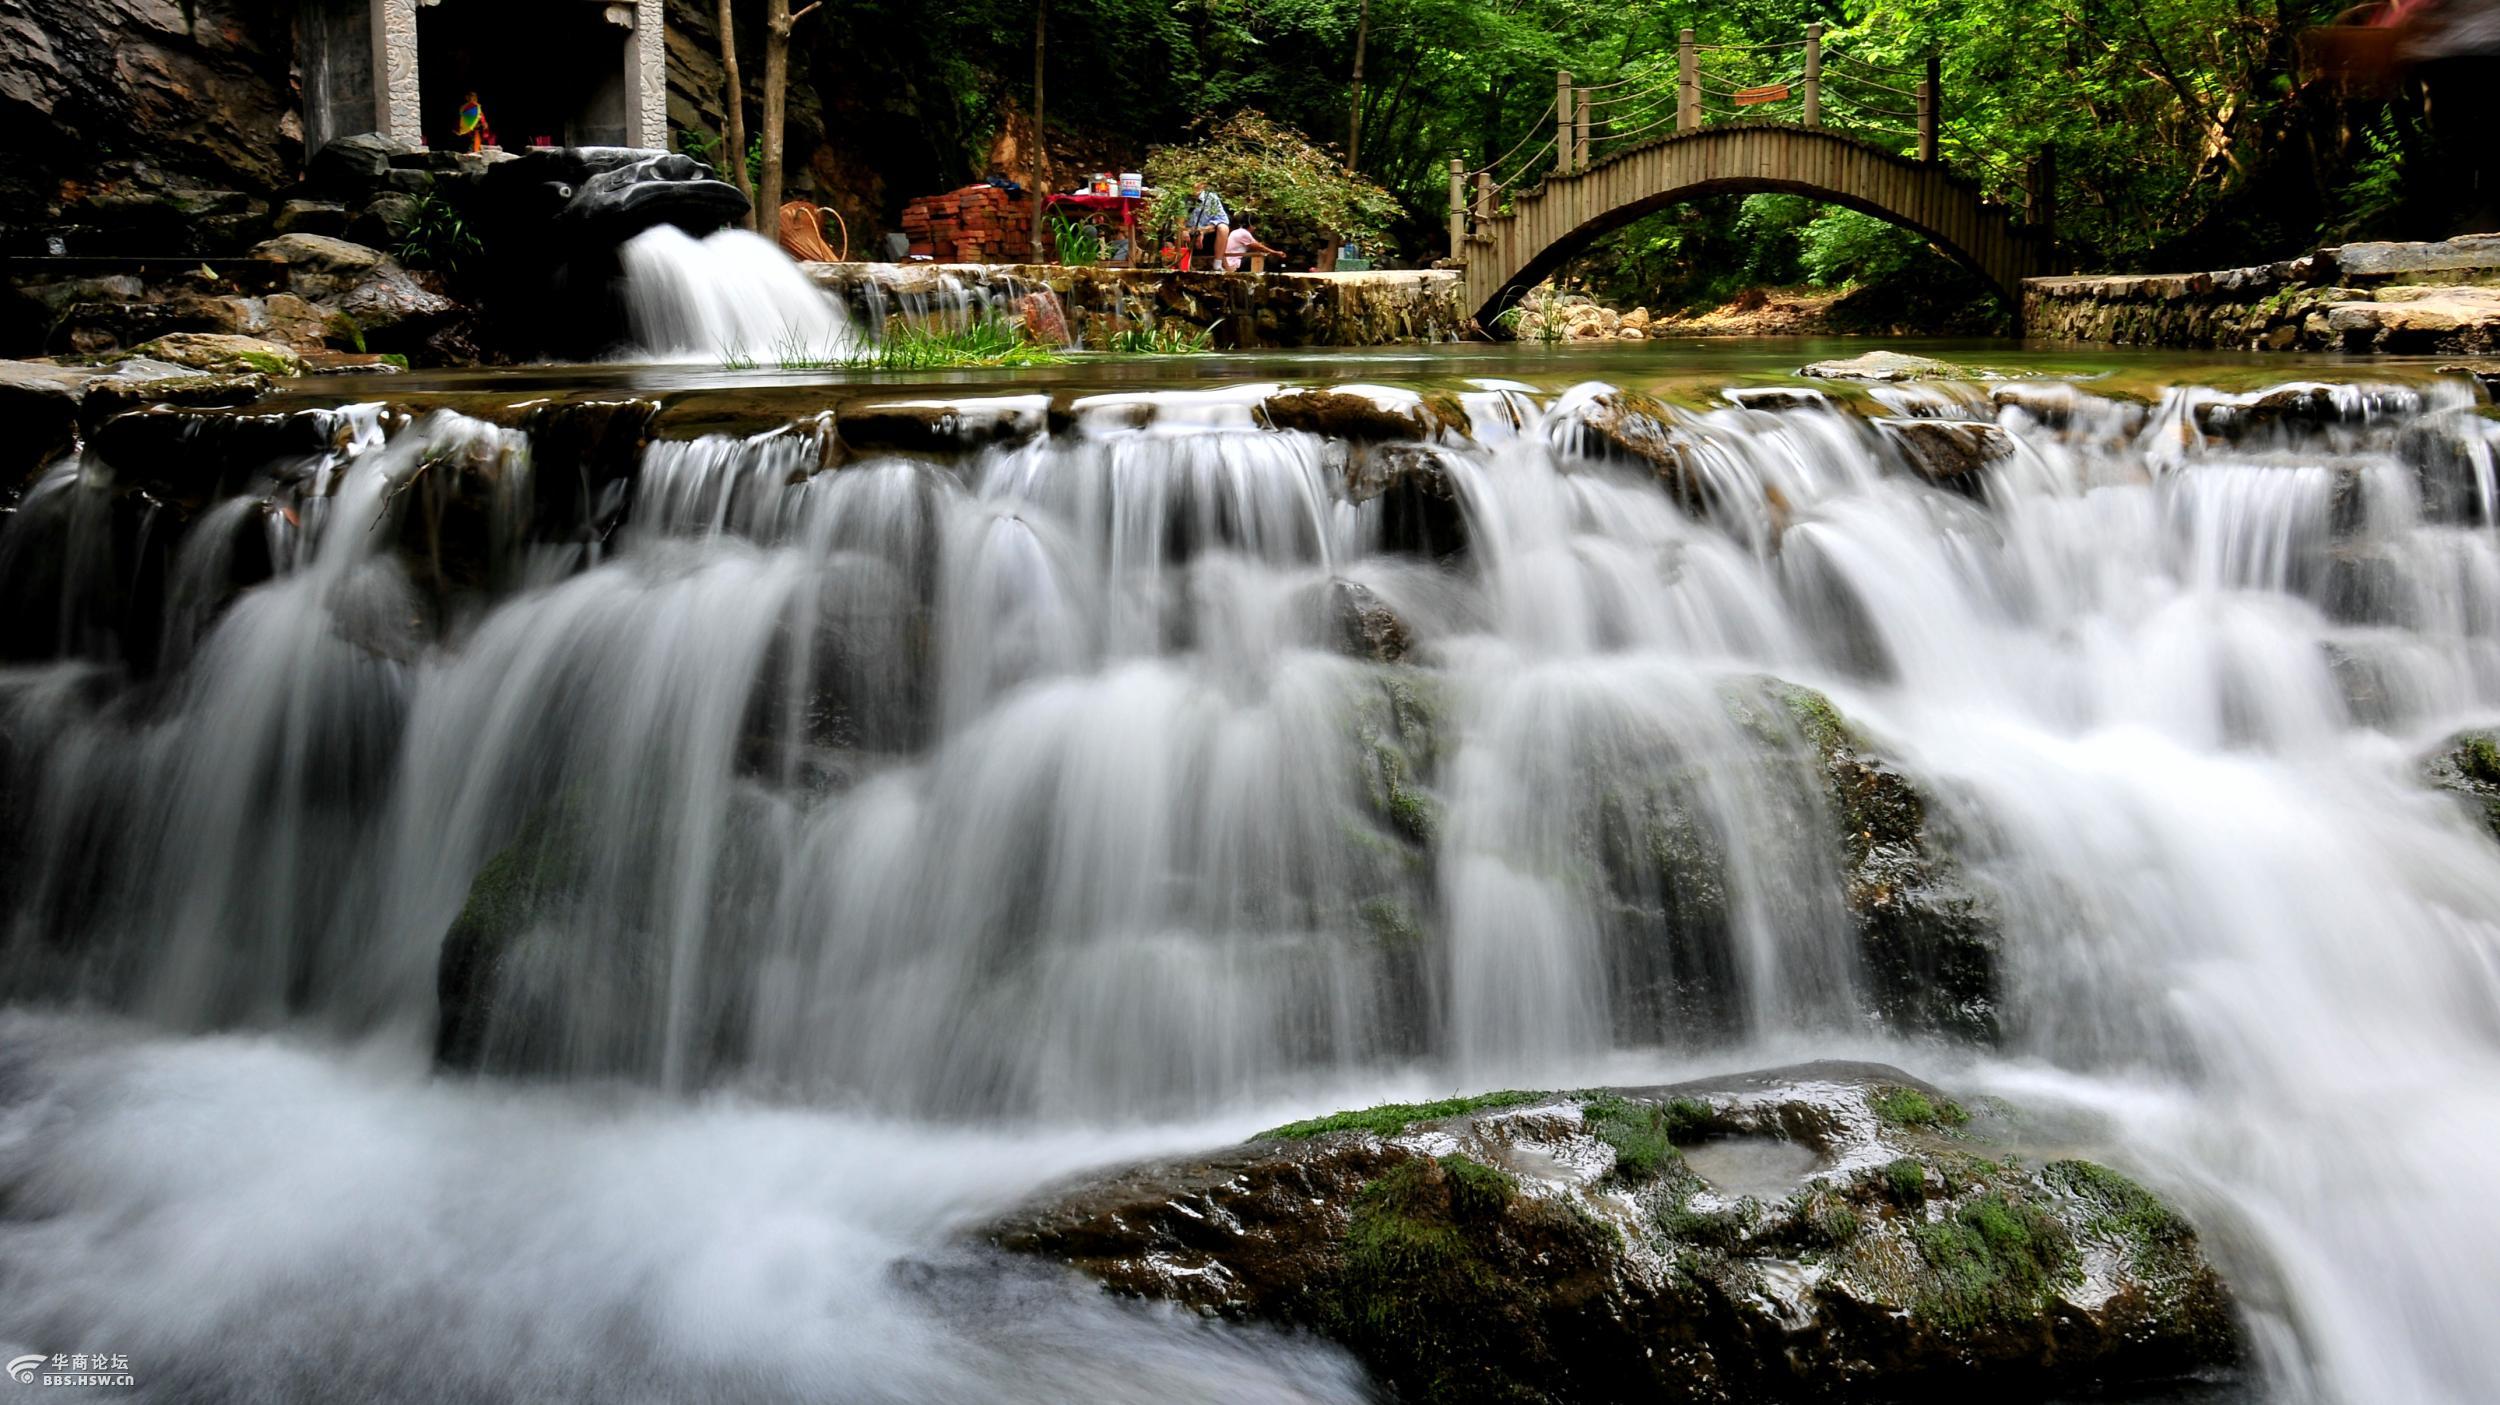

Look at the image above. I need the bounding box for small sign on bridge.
[1732,84,1793,105]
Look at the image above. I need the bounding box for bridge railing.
[1450,23,2052,258]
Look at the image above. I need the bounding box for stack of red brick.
[899,185,1035,263]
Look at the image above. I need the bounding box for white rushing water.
[3,360,2500,1401]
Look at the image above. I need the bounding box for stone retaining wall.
[2023,234,2500,354]
[804,263,1472,348]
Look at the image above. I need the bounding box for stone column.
[372,0,422,145]
[633,0,667,149]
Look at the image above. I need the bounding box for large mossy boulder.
[989,1063,2240,1403]
[1771,684,2001,1041]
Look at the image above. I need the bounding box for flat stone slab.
[2329,233,2500,283]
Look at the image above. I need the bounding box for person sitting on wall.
[1186,181,1230,271]
[1222,215,1283,271]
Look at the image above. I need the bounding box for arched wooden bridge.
[1445,28,2055,331]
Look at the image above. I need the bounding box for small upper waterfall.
[619,225,860,364]
[4,358,2499,1404]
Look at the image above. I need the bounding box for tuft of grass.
[1885,1156,1928,1204]
[1909,1193,2075,1334]
[392,193,482,277]
[729,315,1069,373]
[1256,1089,1541,1141]
[2043,1159,2191,1258]
[1872,1086,1972,1129]
[2459,734,2500,787]
[1104,320,1219,355]
[1582,1094,1719,1182]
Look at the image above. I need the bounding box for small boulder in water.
[1324,579,1412,664]
[1260,387,1457,442]
[1547,385,1711,510]
[2423,730,2500,843]
[1338,442,1467,559]
[1799,351,1973,382]
[986,1063,2240,1403]
[1875,418,2015,495]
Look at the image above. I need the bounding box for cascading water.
[621,226,861,364]
[618,227,1069,363]
[3,352,2499,1402]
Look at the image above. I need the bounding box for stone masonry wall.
[806,263,1471,348]
[2024,234,2500,354]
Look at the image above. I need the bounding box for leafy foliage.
[1140,113,1401,266]
[713,0,2451,300]
[392,194,483,278]
[1045,212,1107,267]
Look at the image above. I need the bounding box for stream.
[2,324,2497,1402]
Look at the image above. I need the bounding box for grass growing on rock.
[1910,1194,2077,1335]
[1885,1157,1929,1204]
[1326,1153,1524,1398]
[1872,1086,1973,1129]
[2044,1160,2192,1261]
[1257,1089,1541,1141]
[1581,1094,1718,1181]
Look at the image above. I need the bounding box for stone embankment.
[2024,233,2500,354]
[803,262,1471,348]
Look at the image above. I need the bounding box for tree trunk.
[715,0,753,229]
[1030,0,1048,261]
[1344,0,1369,173]
[759,0,818,238]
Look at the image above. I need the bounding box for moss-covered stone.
[989,1062,2242,1403]
[1776,683,2003,1042]
[2424,729,2500,843]
[1258,1090,1540,1141]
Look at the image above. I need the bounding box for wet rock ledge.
[987,1063,2239,1403]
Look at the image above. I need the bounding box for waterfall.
[618,228,1069,364]
[4,365,2500,1402]
[619,226,860,364]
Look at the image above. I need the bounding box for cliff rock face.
[0,0,300,253]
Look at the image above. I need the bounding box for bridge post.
[1575,89,1592,168]
[1917,55,1940,162]
[1802,24,1822,128]
[1448,158,1466,260]
[1556,70,1575,174]
[1475,170,1492,223]
[1677,31,1699,132]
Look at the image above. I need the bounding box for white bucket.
[1119,172,1142,198]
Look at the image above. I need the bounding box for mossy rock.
[1773,683,2003,1042]
[2422,729,2500,843]
[988,1061,2241,1403]
[121,332,305,378]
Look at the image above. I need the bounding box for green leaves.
[1140,112,1401,261]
